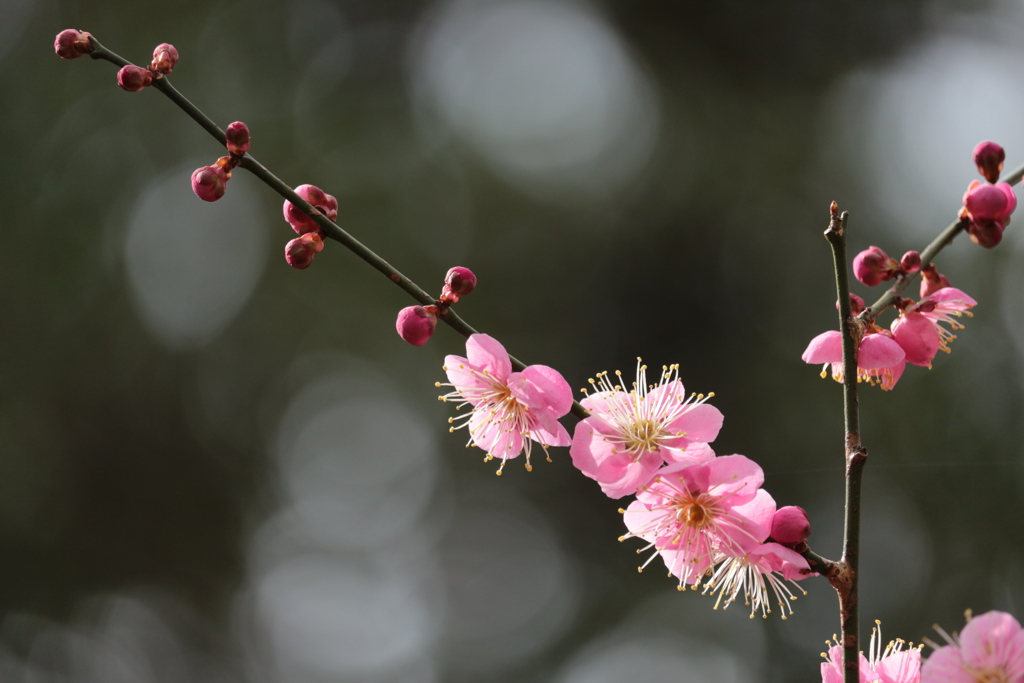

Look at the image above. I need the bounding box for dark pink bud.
[54,29,93,59]
[191,165,227,202]
[919,264,951,299]
[974,141,1005,184]
[150,43,178,74]
[841,293,866,316]
[225,121,250,156]
[771,506,811,546]
[117,65,153,92]
[395,305,438,346]
[283,184,338,235]
[852,246,898,287]
[444,266,477,297]
[964,182,1009,222]
[900,250,921,273]
[284,233,325,269]
[968,220,1004,249]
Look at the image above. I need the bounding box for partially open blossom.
[284,232,324,269]
[771,505,811,546]
[963,180,1017,249]
[622,455,776,587]
[702,542,810,619]
[802,330,907,390]
[437,334,572,473]
[853,246,899,287]
[891,287,976,368]
[191,165,227,202]
[922,610,1024,683]
[117,64,153,92]
[283,184,338,235]
[920,265,951,299]
[570,360,723,498]
[225,121,250,156]
[396,305,438,346]
[54,29,93,59]
[150,43,178,74]
[974,141,1006,184]
[822,621,921,683]
[901,251,921,273]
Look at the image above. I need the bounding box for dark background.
[5,0,1024,680]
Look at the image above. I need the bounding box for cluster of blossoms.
[438,342,814,616]
[802,143,1006,390]
[396,267,477,346]
[821,621,922,683]
[819,610,1024,683]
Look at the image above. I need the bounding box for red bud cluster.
[280,184,337,270]
[396,266,478,347]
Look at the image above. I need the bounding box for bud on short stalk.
[919,264,951,299]
[900,250,921,273]
[771,506,811,547]
[191,165,227,202]
[284,233,325,269]
[283,184,338,235]
[150,43,178,75]
[117,65,153,92]
[225,121,250,156]
[54,29,93,60]
[852,246,898,287]
[973,140,1005,184]
[396,305,439,346]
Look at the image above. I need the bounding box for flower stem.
[84,35,589,421]
[861,162,1024,321]
[824,204,864,683]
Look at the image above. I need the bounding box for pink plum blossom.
[822,622,922,683]
[854,246,899,287]
[802,330,907,391]
[437,334,572,474]
[891,288,976,368]
[771,505,811,546]
[921,610,1024,683]
[963,180,1017,249]
[395,305,438,346]
[702,541,810,619]
[621,455,776,587]
[570,361,723,498]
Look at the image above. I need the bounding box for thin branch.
[824,204,864,683]
[85,35,589,421]
[861,162,1024,322]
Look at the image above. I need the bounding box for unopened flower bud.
[54,29,93,59]
[117,64,153,92]
[964,182,1011,222]
[968,220,1004,249]
[444,266,477,297]
[919,264,951,299]
[771,506,811,546]
[852,246,898,287]
[837,293,865,316]
[973,140,1005,184]
[283,184,339,235]
[900,250,921,273]
[395,305,439,346]
[284,233,325,269]
[150,43,178,74]
[225,121,250,156]
[191,165,227,202]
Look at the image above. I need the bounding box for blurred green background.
[6,0,1024,680]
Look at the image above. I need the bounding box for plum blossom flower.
[891,288,976,368]
[962,180,1017,248]
[621,455,776,587]
[802,330,907,391]
[822,621,922,683]
[701,542,810,619]
[921,610,1024,683]
[570,360,723,498]
[437,334,572,474]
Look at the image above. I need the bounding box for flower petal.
[919,645,973,683]
[520,364,573,416]
[891,312,940,367]
[465,334,512,382]
[802,330,842,364]
[858,332,906,369]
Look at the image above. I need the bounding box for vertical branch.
[823,202,866,683]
